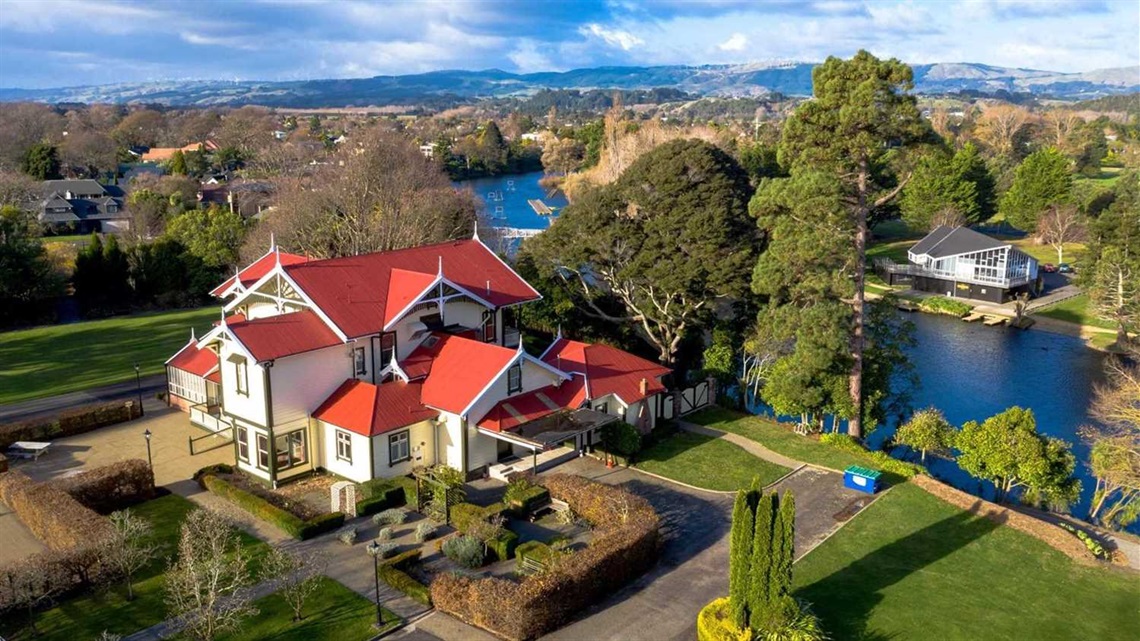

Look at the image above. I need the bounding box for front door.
[496,439,513,461]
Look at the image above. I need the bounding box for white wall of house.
[467,426,500,472]
[316,420,372,483]
[271,343,353,426]
[370,420,436,478]
[466,358,563,423]
[220,339,268,427]
[246,301,281,320]
[437,412,464,471]
[391,299,498,360]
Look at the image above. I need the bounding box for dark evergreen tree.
[21,143,62,180]
[748,493,775,631]
[999,148,1073,231]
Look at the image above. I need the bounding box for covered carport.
[478,408,618,480]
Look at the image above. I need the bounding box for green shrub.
[504,482,550,517]
[415,521,437,543]
[918,296,972,317]
[385,548,422,571]
[192,463,234,482]
[443,535,486,568]
[377,527,393,541]
[450,503,488,533]
[389,476,417,506]
[378,563,431,606]
[603,421,643,456]
[337,526,358,546]
[373,508,407,526]
[486,529,519,562]
[818,433,924,480]
[51,458,154,514]
[516,540,554,572]
[371,541,399,558]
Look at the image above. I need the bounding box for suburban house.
[140,140,218,163]
[166,233,671,486]
[39,179,128,233]
[197,180,276,218]
[874,225,1039,303]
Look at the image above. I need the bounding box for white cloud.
[508,39,556,73]
[865,2,931,30]
[579,23,644,51]
[718,33,748,52]
[179,32,259,51]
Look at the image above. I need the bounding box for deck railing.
[874,258,1031,289]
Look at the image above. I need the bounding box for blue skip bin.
[843,466,882,495]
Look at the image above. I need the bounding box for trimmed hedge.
[378,549,431,606]
[918,296,973,317]
[432,474,661,640]
[0,470,114,552]
[449,501,518,561]
[196,471,344,540]
[487,529,519,563]
[818,433,925,480]
[451,503,490,533]
[505,485,549,517]
[0,400,142,450]
[51,458,155,514]
[515,541,554,572]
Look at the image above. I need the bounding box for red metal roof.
[284,239,540,339]
[542,338,670,405]
[166,340,218,377]
[313,379,437,437]
[227,309,342,362]
[210,250,309,297]
[476,376,587,432]
[418,333,518,415]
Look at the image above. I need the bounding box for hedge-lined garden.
[432,474,661,641]
[193,465,345,540]
[0,400,141,450]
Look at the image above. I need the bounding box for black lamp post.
[134,363,144,417]
[366,541,385,628]
[143,428,153,470]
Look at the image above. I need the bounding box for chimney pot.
[639,378,648,395]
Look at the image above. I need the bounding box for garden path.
[676,419,805,470]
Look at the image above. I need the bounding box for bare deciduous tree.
[258,547,326,622]
[1041,109,1084,149]
[103,509,159,601]
[246,128,480,260]
[165,509,256,641]
[1036,204,1086,264]
[0,554,69,636]
[974,104,1034,158]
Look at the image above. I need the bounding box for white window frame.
[256,433,269,470]
[507,363,522,394]
[335,430,353,463]
[388,430,410,465]
[353,346,367,376]
[236,425,249,462]
[275,430,307,470]
[234,357,249,396]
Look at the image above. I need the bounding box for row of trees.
[896,407,1080,510]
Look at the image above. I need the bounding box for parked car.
[1042,263,1057,273]
[1058,263,1074,273]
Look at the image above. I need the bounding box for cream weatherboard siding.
[219,339,267,427]
[370,419,437,478]
[317,420,372,483]
[270,343,353,425]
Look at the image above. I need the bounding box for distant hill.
[1,62,1136,108]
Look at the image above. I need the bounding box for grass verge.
[0,494,268,641]
[210,577,397,641]
[1035,293,1115,331]
[635,430,790,491]
[794,483,1140,641]
[0,306,218,404]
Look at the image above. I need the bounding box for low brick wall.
[911,475,1095,566]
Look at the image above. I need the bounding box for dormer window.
[507,362,522,394]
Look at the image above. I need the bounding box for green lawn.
[635,430,790,491]
[795,483,1140,641]
[866,239,913,263]
[40,234,99,245]
[210,577,396,641]
[1035,293,1115,330]
[1076,167,1124,188]
[1008,237,1086,265]
[0,494,269,641]
[686,407,871,473]
[0,306,218,404]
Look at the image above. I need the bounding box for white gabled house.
[166,232,670,486]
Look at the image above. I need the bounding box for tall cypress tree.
[773,492,797,623]
[728,489,755,628]
[748,493,775,631]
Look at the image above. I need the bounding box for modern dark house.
[875,226,1038,303]
[39,179,129,233]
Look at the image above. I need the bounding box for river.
[465,173,1118,531]
[458,171,568,232]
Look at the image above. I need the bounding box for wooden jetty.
[895,300,919,312]
[528,199,554,216]
[983,316,1007,326]
[962,312,984,322]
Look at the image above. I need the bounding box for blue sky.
[0,0,1136,88]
